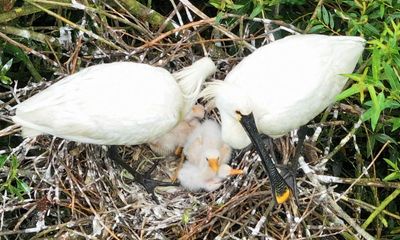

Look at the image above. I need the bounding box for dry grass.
[0,1,395,239]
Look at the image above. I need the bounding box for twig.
[317,175,400,189]
[179,0,256,51]
[299,157,375,240]
[0,25,59,46]
[362,188,400,229]
[26,0,125,52]
[118,0,175,31]
[0,0,69,23]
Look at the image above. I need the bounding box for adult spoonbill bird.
[12,57,217,195]
[201,34,366,204]
[179,119,243,191]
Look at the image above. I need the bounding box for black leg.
[264,136,299,204]
[107,146,178,203]
[286,125,313,203]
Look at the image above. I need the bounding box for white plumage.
[12,58,216,145]
[179,119,243,192]
[202,34,366,149]
[148,104,205,156]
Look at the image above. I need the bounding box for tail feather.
[173,57,216,116]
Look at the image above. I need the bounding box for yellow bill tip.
[208,158,219,172]
[229,168,244,176]
[276,188,291,204]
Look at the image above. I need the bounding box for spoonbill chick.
[12,57,217,196]
[201,34,366,204]
[178,120,243,192]
[178,148,243,192]
[183,119,232,167]
[148,104,205,156]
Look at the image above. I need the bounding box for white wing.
[13,62,183,145]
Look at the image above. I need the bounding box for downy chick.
[179,119,243,192]
[149,104,205,156]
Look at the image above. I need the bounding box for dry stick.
[362,188,400,229]
[179,0,256,51]
[0,0,69,23]
[316,118,363,169]
[338,141,390,202]
[138,18,217,49]
[26,0,125,52]
[0,31,58,69]
[118,0,175,31]
[338,194,400,221]
[299,157,374,240]
[0,217,92,236]
[0,25,58,45]
[225,13,303,34]
[65,168,122,240]
[38,0,147,33]
[317,175,400,189]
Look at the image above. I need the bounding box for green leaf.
[364,23,381,36]
[209,0,221,9]
[336,83,362,101]
[383,158,398,170]
[215,12,224,24]
[367,85,381,130]
[361,106,373,122]
[329,12,335,29]
[250,4,263,18]
[383,62,400,90]
[383,172,400,181]
[391,117,400,131]
[316,6,322,20]
[227,3,244,10]
[182,209,191,224]
[371,47,381,83]
[16,179,30,193]
[322,6,330,26]
[0,155,7,168]
[0,75,12,85]
[309,24,325,33]
[375,134,398,145]
[0,58,13,75]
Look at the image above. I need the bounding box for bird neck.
[173,58,216,116]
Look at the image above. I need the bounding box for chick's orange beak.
[229,168,244,176]
[208,158,219,172]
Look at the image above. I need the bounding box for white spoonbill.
[179,120,243,191]
[12,57,217,195]
[201,34,366,204]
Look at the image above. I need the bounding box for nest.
[0,1,377,239]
